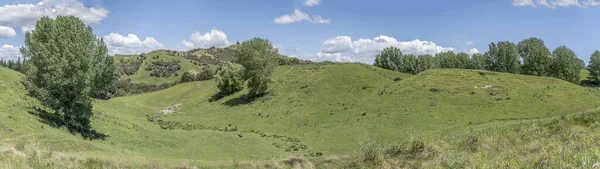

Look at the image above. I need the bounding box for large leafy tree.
[550,46,581,84]
[587,51,600,83]
[374,46,402,71]
[489,41,520,73]
[236,37,279,97]
[518,37,552,76]
[21,16,115,133]
[436,52,471,69]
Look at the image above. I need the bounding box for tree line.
[0,58,24,72]
[374,37,594,84]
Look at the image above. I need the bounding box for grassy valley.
[2,63,600,168]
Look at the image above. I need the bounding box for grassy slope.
[121,64,600,155]
[2,64,600,167]
[115,50,208,84]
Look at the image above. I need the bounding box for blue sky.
[0,0,599,64]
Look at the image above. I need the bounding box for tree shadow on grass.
[208,92,229,102]
[27,106,108,140]
[222,93,268,106]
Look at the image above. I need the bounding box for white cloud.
[512,0,600,8]
[0,26,16,38]
[274,9,330,24]
[0,0,109,30]
[0,44,22,60]
[466,48,480,55]
[305,0,321,6]
[317,52,354,62]
[20,26,34,33]
[103,33,164,55]
[465,41,474,45]
[317,35,457,63]
[181,29,231,49]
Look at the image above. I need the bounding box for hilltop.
[1,63,600,167]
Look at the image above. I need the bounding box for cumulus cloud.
[103,33,164,55]
[316,52,354,62]
[512,0,600,8]
[0,0,109,32]
[181,29,231,49]
[274,9,330,24]
[466,48,480,55]
[305,0,321,6]
[0,26,16,38]
[316,35,458,63]
[0,44,22,60]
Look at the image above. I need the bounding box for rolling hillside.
[1,64,600,167]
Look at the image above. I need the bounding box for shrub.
[180,70,199,82]
[197,65,214,80]
[216,62,244,95]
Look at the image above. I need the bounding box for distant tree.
[518,37,552,76]
[21,16,115,133]
[416,54,437,72]
[588,50,600,83]
[400,54,418,74]
[436,51,470,69]
[470,53,489,70]
[197,65,214,80]
[374,46,402,71]
[236,37,279,97]
[180,70,199,82]
[215,62,244,95]
[550,46,581,83]
[489,41,520,73]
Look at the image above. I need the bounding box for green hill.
[1,64,600,168]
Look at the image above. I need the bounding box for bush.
[180,70,199,82]
[216,62,244,95]
[197,65,214,80]
[147,60,181,78]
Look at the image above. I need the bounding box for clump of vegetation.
[236,37,279,97]
[145,59,181,78]
[116,54,145,77]
[21,16,115,135]
[215,62,244,95]
[114,78,178,96]
[180,65,214,83]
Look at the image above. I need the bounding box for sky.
[0,0,599,64]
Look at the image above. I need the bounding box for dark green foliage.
[216,62,244,95]
[116,55,145,77]
[518,37,552,76]
[436,52,471,69]
[180,70,199,83]
[278,55,313,65]
[470,53,489,70]
[488,41,520,73]
[197,65,214,80]
[89,39,116,100]
[21,16,115,134]
[550,46,581,84]
[587,51,600,84]
[416,54,438,72]
[374,46,402,71]
[146,60,181,78]
[400,54,418,74]
[114,78,178,96]
[236,37,279,97]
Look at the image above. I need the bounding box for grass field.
[1,64,600,168]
